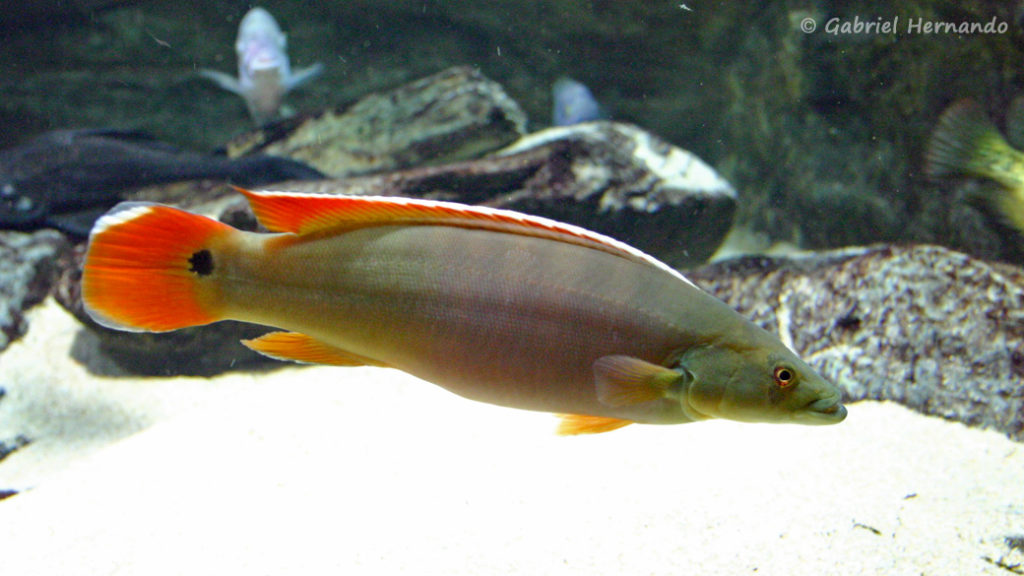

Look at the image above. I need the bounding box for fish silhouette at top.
[82,188,847,434]
[200,7,323,124]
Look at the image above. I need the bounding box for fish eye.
[773,366,796,388]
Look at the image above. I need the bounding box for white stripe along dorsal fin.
[240,188,695,286]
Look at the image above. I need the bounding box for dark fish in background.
[0,129,325,237]
[925,99,1024,237]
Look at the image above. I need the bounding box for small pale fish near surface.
[552,77,606,126]
[199,7,323,124]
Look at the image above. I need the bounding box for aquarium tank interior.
[0,2,1021,575]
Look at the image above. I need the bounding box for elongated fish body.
[226,226,728,421]
[83,190,846,434]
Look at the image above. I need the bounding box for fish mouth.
[799,396,848,424]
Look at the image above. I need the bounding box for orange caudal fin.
[82,202,235,332]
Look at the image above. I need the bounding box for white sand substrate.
[0,299,1021,575]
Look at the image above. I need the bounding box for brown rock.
[226,66,528,178]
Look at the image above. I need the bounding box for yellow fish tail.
[82,202,234,332]
[926,99,1024,189]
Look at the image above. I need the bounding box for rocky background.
[2,1,1024,258]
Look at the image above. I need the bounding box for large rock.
[496,121,736,266]
[0,230,71,352]
[226,66,528,178]
[689,244,1024,442]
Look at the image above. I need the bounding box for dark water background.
[1,1,1022,260]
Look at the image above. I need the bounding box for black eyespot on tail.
[188,249,214,276]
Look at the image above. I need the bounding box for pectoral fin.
[242,331,388,367]
[593,355,680,407]
[284,62,324,91]
[556,414,633,435]
[198,69,243,94]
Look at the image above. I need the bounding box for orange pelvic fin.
[82,202,233,332]
[556,414,633,435]
[242,332,389,367]
[236,187,694,286]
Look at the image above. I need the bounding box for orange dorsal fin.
[237,187,694,286]
[242,332,390,367]
[82,202,232,332]
[556,414,634,435]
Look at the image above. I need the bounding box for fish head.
[235,7,289,86]
[678,339,846,425]
[0,182,47,228]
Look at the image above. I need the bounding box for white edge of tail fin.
[88,202,162,238]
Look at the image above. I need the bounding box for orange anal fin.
[556,414,633,436]
[242,332,389,367]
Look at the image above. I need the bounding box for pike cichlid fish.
[81,189,847,434]
[926,99,1024,236]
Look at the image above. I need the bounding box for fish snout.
[799,395,848,424]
